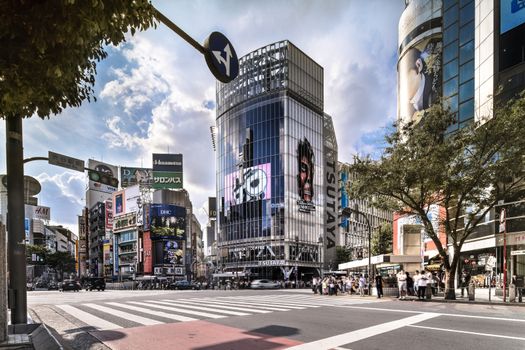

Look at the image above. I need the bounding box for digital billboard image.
[398,37,442,126]
[297,138,315,213]
[225,163,271,206]
[163,240,184,265]
[120,167,153,188]
[150,204,186,240]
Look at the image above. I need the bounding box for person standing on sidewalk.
[375,273,384,298]
[358,274,366,296]
[397,270,407,299]
[460,270,471,297]
[418,270,428,300]
[413,270,420,297]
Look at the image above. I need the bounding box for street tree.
[371,222,393,256]
[46,251,76,281]
[349,93,525,299]
[335,246,352,268]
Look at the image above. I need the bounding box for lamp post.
[342,204,372,296]
[318,236,323,279]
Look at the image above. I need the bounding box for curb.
[396,297,525,307]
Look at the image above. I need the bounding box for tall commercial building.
[398,0,525,284]
[215,41,338,281]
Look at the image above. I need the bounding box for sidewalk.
[396,287,525,306]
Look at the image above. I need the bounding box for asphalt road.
[28,289,525,350]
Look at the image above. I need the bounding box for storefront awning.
[338,254,423,270]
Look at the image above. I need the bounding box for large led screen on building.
[150,204,186,240]
[398,37,442,126]
[501,0,525,34]
[225,163,271,206]
[163,240,184,265]
[297,138,315,213]
[121,167,153,188]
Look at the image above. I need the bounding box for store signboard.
[511,250,525,256]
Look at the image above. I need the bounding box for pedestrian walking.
[418,271,428,300]
[358,274,366,296]
[460,270,471,297]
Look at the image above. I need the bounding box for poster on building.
[163,240,184,265]
[120,167,153,188]
[87,159,118,194]
[25,204,51,220]
[398,36,442,126]
[113,190,125,216]
[152,154,183,189]
[296,138,315,213]
[208,197,217,218]
[105,200,113,231]
[225,163,271,206]
[150,204,186,240]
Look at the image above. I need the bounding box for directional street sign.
[48,151,85,172]
[204,31,239,83]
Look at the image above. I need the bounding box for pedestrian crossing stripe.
[55,294,377,331]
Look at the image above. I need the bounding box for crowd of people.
[311,274,386,298]
[396,269,441,300]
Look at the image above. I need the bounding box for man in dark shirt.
[375,274,384,298]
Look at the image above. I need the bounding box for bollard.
[509,284,516,302]
[468,281,475,301]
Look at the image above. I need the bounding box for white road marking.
[56,305,122,330]
[287,312,439,350]
[340,305,525,322]
[409,325,525,341]
[131,301,226,319]
[106,302,196,322]
[84,303,162,326]
[172,299,271,313]
[198,299,293,311]
[158,300,250,316]
[228,296,324,308]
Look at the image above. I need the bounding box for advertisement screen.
[150,204,186,240]
[121,167,153,188]
[152,154,183,172]
[501,0,525,34]
[398,36,442,126]
[225,163,271,207]
[163,240,184,265]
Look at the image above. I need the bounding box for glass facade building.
[216,41,338,280]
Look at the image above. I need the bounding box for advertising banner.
[152,171,183,189]
[105,200,113,231]
[152,154,183,172]
[113,190,125,216]
[163,240,184,265]
[501,0,525,34]
[150,204,186,240]
[225,163,271,206]
[25,204,51,220]
[398,35,442,126]
[113,212,137,232]
[124,185,141,214]
[120,167,153,188]
[87,159,118,194]
[208,197,217,218]
[296,138,315,213]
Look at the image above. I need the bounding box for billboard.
[150,204,186,240]
[113,212,137,232]
[296,138,315,213]
[163,240,184,265]
[120,167,153,188]
[87,159,118,194]
[225,163,271,206]
[113,190,125,216]
[208,197,217,218]
[105,200,113,231]
[25,204,51,220]
[152,154,183,189]
[398,36,442,126]
[501,0,525,34]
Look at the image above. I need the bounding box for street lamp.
[342,204,372,296]
[318,235,323,279]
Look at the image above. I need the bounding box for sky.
[0,0,404,236]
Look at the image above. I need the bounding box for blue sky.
[0,0,404,234]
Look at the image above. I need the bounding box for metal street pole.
[295,236,299,289]
[318,236,323,279]
[6,116,27,324]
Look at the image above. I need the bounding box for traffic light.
[88,170,119,188]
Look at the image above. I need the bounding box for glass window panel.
[444,41,459,64]
[459,40,474,65]
[444,23,459,46]
[444,4,459,29]
[459,1,474,24]
[444,0,457,11]
[459,100,474,121]
[459,79,474,102]
[459,60,474,84]
[459,20,474,46]
[443,59,458,82]
[443,77,458,98]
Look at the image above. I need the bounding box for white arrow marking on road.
[213,43,232,77]
[286,312,439,350]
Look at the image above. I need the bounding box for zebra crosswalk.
[56,294,377,331]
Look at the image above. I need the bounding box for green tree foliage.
[0,0,156,119]
[349,93,525,299]
[371,222,393,256]
[335,246,352,268]
[46,251,76,280]
[26,244,49,264]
